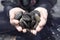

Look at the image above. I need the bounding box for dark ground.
[0,0,60,40]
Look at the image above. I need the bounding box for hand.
[9,7,27,33]
[30,7,48,35]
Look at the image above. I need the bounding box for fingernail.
[16,26,22,32]
[23,29,27,33]
[31,30,37,35]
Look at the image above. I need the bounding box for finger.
[36,22,43,32]
[30,30,37,35]
[15,26,22,32]
[10,19,19,25]
[36,26,42,32]
[36,17,45,32]
[22,29,27,33]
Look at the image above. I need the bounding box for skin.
[31,7,48,35]
[9,7,48,35]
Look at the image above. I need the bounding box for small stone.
[57,28,60,32]
[52,32,55,35]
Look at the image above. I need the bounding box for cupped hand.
[30,7,48,35]
[9,7,27,33]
